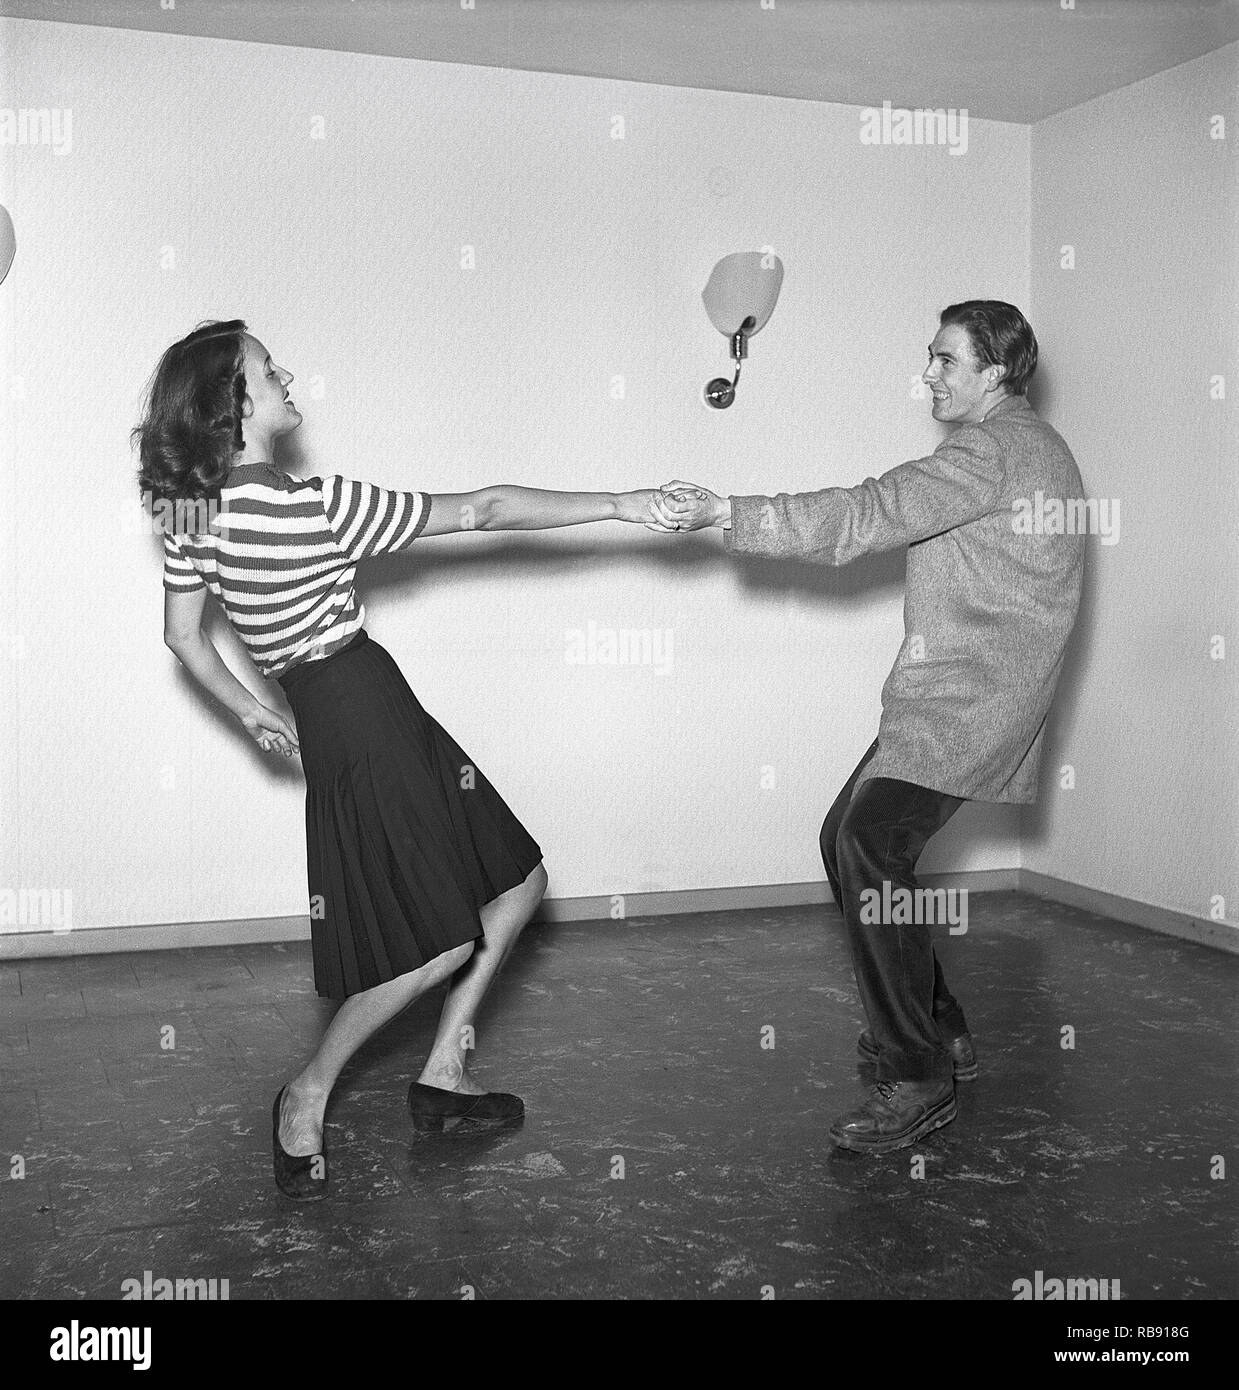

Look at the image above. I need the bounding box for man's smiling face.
[923,322,1004,425]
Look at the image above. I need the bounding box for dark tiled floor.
[1,893,1234,1300]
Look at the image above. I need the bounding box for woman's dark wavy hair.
[939,300,1038,396]
[131,319,249,508]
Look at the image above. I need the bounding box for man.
[652,301,1085,1154]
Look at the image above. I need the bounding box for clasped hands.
[640,481,728,533]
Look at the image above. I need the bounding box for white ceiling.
[5,0,1238,123]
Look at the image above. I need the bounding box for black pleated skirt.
[276,629,544,1000]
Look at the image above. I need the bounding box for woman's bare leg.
[417,862,548,1093]
[279,941,475,1156]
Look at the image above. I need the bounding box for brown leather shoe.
[857,1028,978,1081]
[829,1078,957,1154]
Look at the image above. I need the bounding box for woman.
[133,319,666,1198]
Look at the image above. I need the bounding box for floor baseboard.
[1017,869,1236,954]
[1,867,1233,960]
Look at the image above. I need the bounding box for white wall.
[0,18,1031,939]
[1025,42,1238,935]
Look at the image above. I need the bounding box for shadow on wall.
[1027,360,1055,420]
[1021,359,1098,851]
[149,417,1052,870]
[361,523,908,612]
[275,405,912,618]
[360,531,1026,871]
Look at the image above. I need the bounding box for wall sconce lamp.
[0,207,14,286]
[702,251,784,408]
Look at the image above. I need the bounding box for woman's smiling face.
[241,333,302,439]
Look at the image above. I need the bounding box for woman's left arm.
[163,590,299,756]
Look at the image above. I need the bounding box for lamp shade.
[0,206,13,286]
[702,251,783,337]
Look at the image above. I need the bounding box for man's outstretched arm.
[655,422,1006,565]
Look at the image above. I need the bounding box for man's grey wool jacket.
[722,393,1085,805]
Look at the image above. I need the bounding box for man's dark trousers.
[820,738,969,1083]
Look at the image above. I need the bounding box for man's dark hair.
[939,300,1038,396]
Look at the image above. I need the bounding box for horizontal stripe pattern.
[161,464,431,678]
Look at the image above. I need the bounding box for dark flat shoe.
[857,1028,978,1081]
[408,1081,524,1131]
[272,1086,328,1199]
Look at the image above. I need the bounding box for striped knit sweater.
[161,461,431,679]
